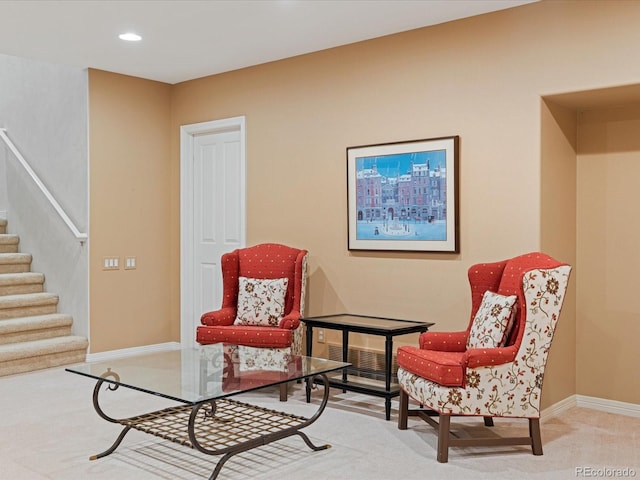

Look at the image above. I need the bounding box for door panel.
[223,140,242,243]
[181,116,246,348]
[193,130,241,340]
[199,263,218,315]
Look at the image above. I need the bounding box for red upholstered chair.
[196,243,308,399]
[397,252,572,463]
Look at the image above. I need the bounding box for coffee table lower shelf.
[91,374,332,480]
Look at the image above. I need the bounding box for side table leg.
[342,330,349,392]
[384,336,392,393]
[385,335,393,420]
[306,323,313,403]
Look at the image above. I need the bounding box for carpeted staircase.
[0,218,88,376]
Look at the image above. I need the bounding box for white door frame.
[180,116,246,347]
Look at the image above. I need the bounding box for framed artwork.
[347,136,459,253]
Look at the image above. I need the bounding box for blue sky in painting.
[356,149,446,176]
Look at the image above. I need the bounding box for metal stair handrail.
[0,128,87,244]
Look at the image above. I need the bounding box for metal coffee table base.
[90,373,331,480]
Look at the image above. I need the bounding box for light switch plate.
[103,257,119,270]
[124,256,137,270]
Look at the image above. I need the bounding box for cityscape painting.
[347,136,459,252]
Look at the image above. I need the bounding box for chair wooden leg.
[529,418,543,455]
[398,389,409,430]
[279,383,288,402]
[483,416,494,427]
[437,413,451,463]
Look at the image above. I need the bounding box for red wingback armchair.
[397,252,572,462]
[196,243,308,401]
[196,244,308,400]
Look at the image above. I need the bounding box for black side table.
[303,313,433,420]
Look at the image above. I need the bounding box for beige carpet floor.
[0,365,638,479]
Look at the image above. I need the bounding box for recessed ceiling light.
[119,33,142,42]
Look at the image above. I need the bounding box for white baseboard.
[86,341,181,362]
[576,394,640,418]
[541,394,577,420]
[542,394,640,419]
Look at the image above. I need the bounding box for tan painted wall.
[576,104,640,404]
[88,69,173,352]
[541,99,577,404]
[87,0,640,407]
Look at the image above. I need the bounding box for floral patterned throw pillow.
[233,277,289,327]
[466,290,517,349]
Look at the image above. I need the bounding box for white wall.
[0,140,7,218]
[0,54,88,339]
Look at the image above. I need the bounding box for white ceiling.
[0,0,536,84]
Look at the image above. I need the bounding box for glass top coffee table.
[66,343,348,480]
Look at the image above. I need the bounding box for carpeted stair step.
[0,272,45,296]
[0,335,88,377]
[0,313,73,345]
[0,253,32,274]
[0,234,19,253]
[0,292,58,320]
[0,219,6,234]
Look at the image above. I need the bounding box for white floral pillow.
[233,277,289,327]
[466,290,517,349]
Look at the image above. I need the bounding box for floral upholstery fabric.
[466,291,517,349]
[233,276,289,326]
[238,345,292,371]
[291,254,308,355]
[196,243,308,352]
[398,256,571,418]
[466,260,508,326]
[222,344,302,392]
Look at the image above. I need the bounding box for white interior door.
[180,117,246,348]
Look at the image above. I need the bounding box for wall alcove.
[542,84,640,405]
